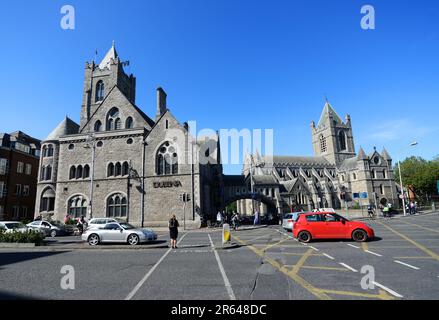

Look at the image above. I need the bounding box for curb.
[0,243,37,248]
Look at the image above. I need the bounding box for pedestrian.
[76,215,86,235]
[64,213,70,224]
[169,214,180,249]
[383,205,390,219]
[231,212,240,230]
[216,211,223,227]
[409,202,415,215]
[367,204,375,220]
[253,210,260,226]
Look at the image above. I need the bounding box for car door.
[304,214,326,238]
[102,223,125,242]
[41,222,52,235]
[322,214,349,238]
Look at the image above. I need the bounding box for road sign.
[360,192,368,199]
[353,193,360,199]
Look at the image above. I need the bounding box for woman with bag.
[169,215,180,249]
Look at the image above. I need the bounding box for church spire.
[98,42,118,70]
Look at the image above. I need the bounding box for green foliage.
[0,230,45,245]
[226,201,238,213]
[394,156,439,200]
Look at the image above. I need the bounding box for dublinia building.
[35,44,222,227]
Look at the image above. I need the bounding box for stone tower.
[311,101,356,166]
[79,42,136,132]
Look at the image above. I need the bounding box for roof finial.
[112,40,115,48]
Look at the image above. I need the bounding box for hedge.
[0,230,45,245]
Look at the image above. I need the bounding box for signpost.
[179,193,191,230]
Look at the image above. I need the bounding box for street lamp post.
[84,134,96,220]
[398,141,418,216]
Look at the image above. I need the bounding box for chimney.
[156,87,167,119]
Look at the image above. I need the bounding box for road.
[1,212,439,300]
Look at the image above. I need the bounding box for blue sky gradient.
[0,0,438,174]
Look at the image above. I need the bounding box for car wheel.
[128,234,139,246]
[298,231,312,243]
[50,230,57,238]
[88,234,100,246]
[352,229,368,242]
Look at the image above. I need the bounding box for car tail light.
[288,219,293,223]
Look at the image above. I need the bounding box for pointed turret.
[381,148,392,160]
[317,101,344,128]
[357,147,368,160]
[98,41,119,70]
[45,117,79,141]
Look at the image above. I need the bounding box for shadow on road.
[0,290,40,300]
[0,251,67,268]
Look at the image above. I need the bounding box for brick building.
[0,131,41,221]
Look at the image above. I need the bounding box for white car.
[87,218,120,230]
[282,213,302,231]
[82,222,158,246]
[27,220,69,237]
[0,221,45,236]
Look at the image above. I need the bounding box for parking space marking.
[347,244,360,249]
[309,246,319,252]
[365,250,383,257]
[263,237,292,252]
[394,260,420,270]
[208,234,236,300]
[393,256,435,260]
[125,233,188,300]
[376,221,439,261]
[323,253,335,260]
[339,263,358,273]
[372,282,403,298]
[315,288,395,300]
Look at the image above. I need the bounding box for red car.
[292,212,375,243]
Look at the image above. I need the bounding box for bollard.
[222,223,231,247]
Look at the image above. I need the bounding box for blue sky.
[0,0,438,174]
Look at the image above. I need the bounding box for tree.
[394,156,439,201]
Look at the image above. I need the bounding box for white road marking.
[373,281,404,298]
[125,233,188,300]
[347,244,360,249]
[208,234,236,300]
[365,250,382,257]
[323,253,335,260]
[301,242,308,246]
[394,260,420,270]
[339,263,358,272]
[309,246,319,252]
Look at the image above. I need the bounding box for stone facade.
[233,103,398,214]
[35,45,221,228]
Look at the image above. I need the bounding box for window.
[106,107,120,131]
[107,194,127,218]
[68,195,88,218]
[0,181,5,198]
[42,146,47,157]
[115,162,122,176]
[12,206,19,218]
[23,185,30,196]
[107,163,114,177]
[94,120,102,132]
[0,158,8,175]
[125,117,133,129]
[47,145,54,157]
[127,138,133,145]
[97,141,103,148]
[383,170,387,179]
[22,207,28,217]
[17,162,24,173]
[25,164,32,175]
[15,184,22,196]
[156,142,178,175]
[352,173,357,180]
[339,131,347,151]
[371,170,376,179]
[96,81,105,102]
[68,144,75,150]
[69,166,76,180]
[305,214,320,222]
[40,188,55,212]
[76,165,83,179]
[373,156,380,165]
[83,165,90,178]
[0,205,3,217]
[122,162,129,176]
[320,135,327,153]
[380,184,384,195]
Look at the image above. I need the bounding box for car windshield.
[120,223,135,230]
[5,223,25,229]
[333,213,348,221]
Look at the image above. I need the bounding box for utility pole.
[84,134,96,220]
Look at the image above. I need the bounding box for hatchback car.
[82,222,158,246]
[293,212,375,243]
[282,212,302,231]
[27,220,68,237]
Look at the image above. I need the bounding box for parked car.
[27,220,69,238]
[0,221,46,236]
[282,212,302,231]
[292,212,375,243]
[87,218,120,230]
[82,222,158,246]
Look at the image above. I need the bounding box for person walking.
[76,216,86,235]
[231,212,240,230]
[367,204,375,220]
[216,211,223,228]
[253,210,260,226]
[169,214,180,249]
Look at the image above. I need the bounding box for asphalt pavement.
[0,212,438,300]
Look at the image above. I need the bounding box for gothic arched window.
[40,187,55,212]
[339,131,347,151]
[125,117,133,129]
[122,162,129,176]
[156,141,178,175]
[115,162,122,176]
[94,120,102,132]
[76,165,83,179]
[107,163,114,177]
[107,193,127,218]
[96,81,105,102]
[47,145,54,157]
[83,165,90,178]
[106,108,120,131]
[320,135,327,153]
[69,166,76,180]
[68,195,88,218]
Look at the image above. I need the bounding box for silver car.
[0,221,46,236]
[282,212,301,231]
[87,218,119,230]
[82,222,158,246]
[27,220,68,237]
